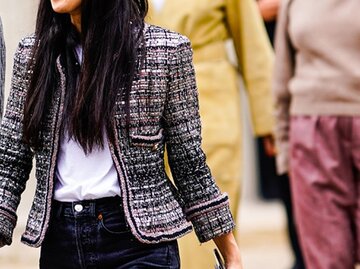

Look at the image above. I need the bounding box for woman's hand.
[213,232,243,269]
[262,134,276,157]
[257,0,280,22]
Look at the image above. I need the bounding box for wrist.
[213,233,242,267]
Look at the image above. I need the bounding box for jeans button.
[74,204,83,212]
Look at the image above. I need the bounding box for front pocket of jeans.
[141,241,180,268]
[98,211,130,235]
[166,241,180,267]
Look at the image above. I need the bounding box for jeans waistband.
[52,196,123,218]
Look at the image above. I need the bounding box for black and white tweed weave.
[0,17,5,119]
[0,24,235,248]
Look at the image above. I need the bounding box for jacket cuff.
[186,194,235,243]
[0,208,17,246]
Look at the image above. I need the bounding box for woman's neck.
[71,12,81,33]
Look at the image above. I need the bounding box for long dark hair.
[23,0,148,153]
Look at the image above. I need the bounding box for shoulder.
[144,24,191,49]
[18,34,36,47]
[15,34,36,64]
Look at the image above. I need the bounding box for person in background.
[0,17,5,119]
[274,0,360,268]
[0,0,243,268]
[258,0,278,41]
[147,0,274,268]
[257,1,305,269]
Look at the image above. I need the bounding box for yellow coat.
[147,0,273,182]
[147,0,273,267]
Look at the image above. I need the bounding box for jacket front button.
[152,143,159,151]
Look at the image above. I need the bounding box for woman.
[0,17,5,118]
[0,0,242,268]
[274,0,360,268]
[147,0,274,268]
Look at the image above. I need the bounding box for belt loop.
[90,201,96,217]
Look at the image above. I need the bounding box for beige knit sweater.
[273,0,360,174]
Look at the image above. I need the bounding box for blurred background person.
[274,0,360,268]
[258,0,278,43]
[147,0,274,268]
[256,1,305,268]
[0,17,5,119]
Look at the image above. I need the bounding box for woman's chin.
[50,0,82,14]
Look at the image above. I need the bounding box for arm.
[164,37,235,240]
[225,0,274,137]
[214,233,243,268]
[164,37,242,267]
[0,37,34,247]
[273,0,295,174]
[257,0,281,22]
[0,17,5,118]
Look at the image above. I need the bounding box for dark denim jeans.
[40,196,180,269]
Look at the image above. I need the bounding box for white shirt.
[54,47,120,202]
[152,0,165,12]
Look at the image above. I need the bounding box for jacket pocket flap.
[130,129,164,149]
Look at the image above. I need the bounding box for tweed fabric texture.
[0,17,5,118]
[0,24,235,248]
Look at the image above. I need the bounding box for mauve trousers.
[290,116,360,269]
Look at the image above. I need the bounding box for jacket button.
[152,143,159,151]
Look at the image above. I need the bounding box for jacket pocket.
[130,128,164,151]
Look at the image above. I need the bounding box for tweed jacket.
[0,24,235,248]
[0,17,5,118]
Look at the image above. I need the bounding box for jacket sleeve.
[163,37,235,243]
[273,0,295,175]
[0,37,34,247]
[225,0,274,136]
[0,17,5,118]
